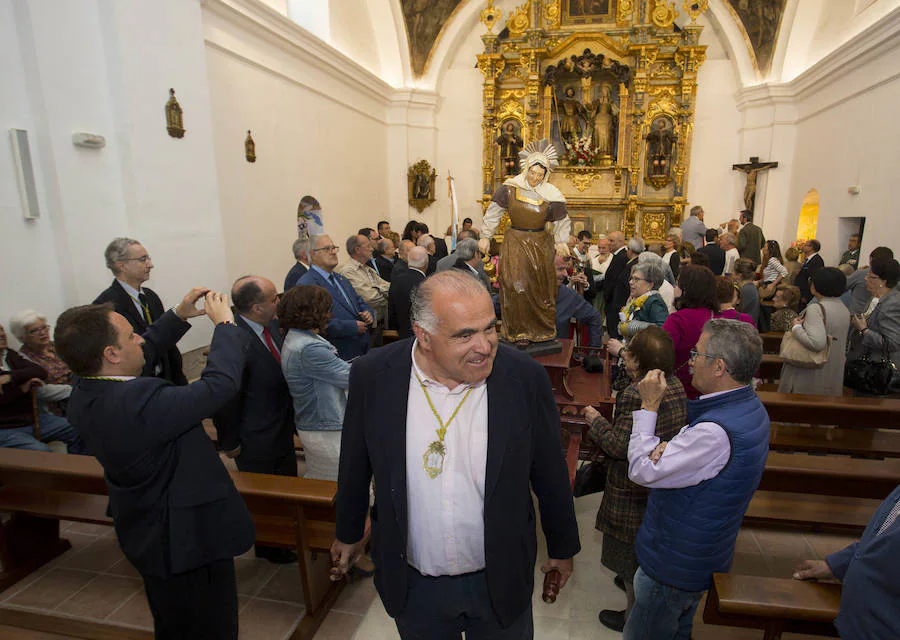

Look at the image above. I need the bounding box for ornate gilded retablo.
[165,88,185,139]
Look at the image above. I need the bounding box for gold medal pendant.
[423,440,446,479]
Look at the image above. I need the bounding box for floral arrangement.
[564,135,599,165]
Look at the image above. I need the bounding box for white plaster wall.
[1,0,227,352]
[202,0,392,284]
[329,0,382,78]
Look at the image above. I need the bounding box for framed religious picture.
[408,159,437,212]
[562,0,615,25]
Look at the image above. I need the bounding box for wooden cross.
[732,156,778,213]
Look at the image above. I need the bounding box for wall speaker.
[9,128,40,219]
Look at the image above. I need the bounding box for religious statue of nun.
[479,139,572,344]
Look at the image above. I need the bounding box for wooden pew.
[0,448,341,640]
[760,392,900,430]
[769,423,900,459]
[745,491,879,533]
[760,332,784,354]
[758,354,783,381]
[703,573,840,639]
[760,452,900,499]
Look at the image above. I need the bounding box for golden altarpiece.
[477,0,708,242]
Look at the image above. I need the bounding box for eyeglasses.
[629,276,650,283]
[313,245,339,253]
[26,325,50,336]
[689,349,720,362]
[122,255,152,263]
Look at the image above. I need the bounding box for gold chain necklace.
[414,372,473,479]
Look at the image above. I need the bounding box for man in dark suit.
[298,234,374,361]
[94,238,187,384]
[698,229,726,275]
[213,276,297,564]
[368,238,396,283]
[284,238,309,291]
[795,239,825,309]
[603,231,629,339]
[610,237,645,340]
[451,238,492,293]
[332,271,580,638]
[56,289,256,639]
[388,246,428,339]
[737,209,766,263]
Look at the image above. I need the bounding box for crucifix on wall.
[732,156,778,213]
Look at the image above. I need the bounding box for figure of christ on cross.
[732,156,778,213]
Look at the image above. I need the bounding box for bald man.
[212,275,297,564]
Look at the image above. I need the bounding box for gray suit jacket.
[680,215,706,249]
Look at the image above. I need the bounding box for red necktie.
[262,327,281,364]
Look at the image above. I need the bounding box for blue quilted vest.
[634,385,769,592]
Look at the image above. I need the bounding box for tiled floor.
[0,492,856,639]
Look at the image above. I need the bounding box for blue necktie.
[329,273,354,309]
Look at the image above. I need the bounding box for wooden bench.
[760,451,900,499]
[744,491,880,533]
[758,354,783,381]
[770,423,900,459]
[703,573,840,639]
[759,392,900,430]
[760,332,784,354]
[0,448,341,640]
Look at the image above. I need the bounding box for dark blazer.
[826,484,900,639]
[66,313,255,578]
[388,268,426,339]
[335,340,581,627]
[603,248,629,304]
[94,280,187,385]
[433,237,449,261]
[737,223,766,263]
[390,258,409,280]
[795,253,825,308]
[698,244,726,275]
[426,254,438,275]
[452,259,492,292]
[284,262,308,292]
[367,256,394,283]
[212,316,294,464]
[612,257,638,320]
[298,268,373,361]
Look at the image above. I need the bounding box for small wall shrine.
[477,0,708,240]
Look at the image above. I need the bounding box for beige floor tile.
[106,590,154,629]
[332,577,377,615]
[55,575,143,619]
[804,531,858,559]
[256,563,306,604]
[534,614,570,638]
[238,597,303,640]
[569,619,622,639]
[106,557,142,578]
[0,563,58,602]
[6,569,96,610]
[754,529,816,559]
[56,536,126,573]
[234,557,279,597]
[63,522,112,537]
[729,551,773,578]
[733,528,762,554]
[350,598,398,640]
[312,610,365,640]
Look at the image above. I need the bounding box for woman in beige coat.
[779,268,851,396]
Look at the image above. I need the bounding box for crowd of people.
[1,209,897,639]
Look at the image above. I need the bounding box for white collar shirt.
[406,340,489,576]
[117,279,146,321]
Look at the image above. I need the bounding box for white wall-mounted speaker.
[9,128,41,219]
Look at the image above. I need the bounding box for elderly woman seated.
[582,326,687,632]
[9,310,72,409]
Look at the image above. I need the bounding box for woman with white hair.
[639,252,676,312]
[479,139,571,344]
[9,309,72,385]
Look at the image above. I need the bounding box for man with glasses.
[622,319,768,640]
[298,234,374,360]
[95,237,187,384]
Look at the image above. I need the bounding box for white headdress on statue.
[504,138,565,202]
[518,139,560,173]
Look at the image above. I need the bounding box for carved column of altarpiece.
[477,0,708,243]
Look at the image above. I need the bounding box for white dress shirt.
[406,341,489,576]
[723,248,740,275]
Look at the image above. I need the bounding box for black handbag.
[844,334,897,395]
[573,459,607,498]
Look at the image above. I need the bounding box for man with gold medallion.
[331,271,580,639]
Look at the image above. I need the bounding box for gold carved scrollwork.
[651,0,677,29]
[641,212,668,241]
[481,0,502,33]
[477,55,506,79]
[617,0,635,24]
[682,0,708,23]
[500,89,527,100]
[564,170,602,193]
[497,99,526,123]
[507,2,531,38]
[644,174,672,190]
[543,0,561,29]
[646,87,679,120]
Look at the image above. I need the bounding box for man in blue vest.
[623,318,768,639]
